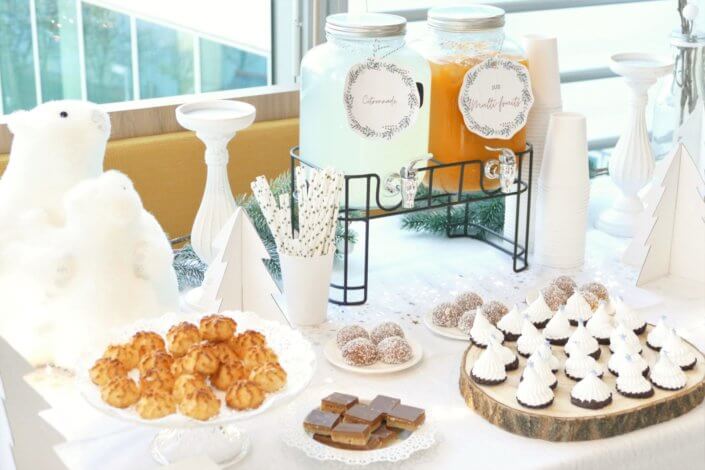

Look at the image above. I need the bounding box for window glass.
[137,20,194,99]
[200,38,268,92]
[0,0,37,113]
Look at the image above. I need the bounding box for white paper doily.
[78,310,316,428]
[282,400,436,465]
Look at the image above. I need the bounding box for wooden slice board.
[459,325,705,441]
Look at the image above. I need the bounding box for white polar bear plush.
[0,100,109,224]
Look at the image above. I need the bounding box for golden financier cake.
[172,373,207,402]
[211,361,250,391]
[199,314,237,342]
[166,322,201,357]
[136,390,176,419]
[102,343,139,369]
[225,380,266,410]
[250,362,287,392]
[90,358,128,386]
[182,344,220,375]
[138,350,174,375]
[179,387,221,421]
[241,345,278,370]
[140,367,176,393]
[101,376,140,409]
[131,331,166,358]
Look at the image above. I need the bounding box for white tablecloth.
[30,177,705,470]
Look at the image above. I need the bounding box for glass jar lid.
[325,13,407,39]
[427,5,505,32]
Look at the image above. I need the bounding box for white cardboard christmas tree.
[623,144,705,285]
[186,207,286,324]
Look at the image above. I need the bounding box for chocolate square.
[386,404,425,431]
[313,433,382,450]
[303,409,341,436]
[368,395,401,415]
[342,404,384,430]
[321,392,358,413]
[330,422,371,446]
[371,425,399,447]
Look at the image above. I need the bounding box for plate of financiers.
[282,391,436,465]
[80,311,316,427]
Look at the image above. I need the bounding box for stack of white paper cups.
[534,112,590,269]
[504,34,562,252]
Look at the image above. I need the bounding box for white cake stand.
[79,311,316,466]
[175,100,256,264]
[596,53,673,237]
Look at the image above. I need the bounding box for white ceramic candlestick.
[176,100,256,263]
[596,53,672,238]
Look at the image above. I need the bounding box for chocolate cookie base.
[499,330,519,342]
[532,319,550,329]
[469,335,492,349]
[608,366,649,378]
[646,341,661,352]
[594,336,610,346]
[565,369,604,381]
[547,336,569,346]
[571,394,612,410]
[505,357,519,371]
[680,358,697,371]
[566,348,601,360]
[518,375,557,389]
[470,371,506,386]
[616,385,655,399]
[650,377,686,391]
[633,323,647,336]
[516,396,553,409]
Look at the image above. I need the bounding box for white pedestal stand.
[596,53,672,238]
[175,100,256,263]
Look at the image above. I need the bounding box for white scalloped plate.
[282,399,436,465]
[421,310,470,341]
[78,311,316,429]
[324,337,423,375]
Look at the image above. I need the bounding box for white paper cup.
[280,251,334,326]
[539,112,589,188]
[524,34,562,108]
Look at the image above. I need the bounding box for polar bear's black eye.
[59,111,68,118]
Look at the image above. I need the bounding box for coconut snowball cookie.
[100,376,140,409]
[470,342,507,385]
[432,302,465,328]
[166,322,202,357]
[647,316,670,351]
[173,374,208,402]
[580,282,609,303]
[543,307,572,346]
[140,367,176,394]
[551,275,577,297]
[524,294,553,329]
[496,305,523,341]
[565,292,594,326]
[179,387,221,420]
[608,352,649,377]
[517,318,545,357]
[650,351,687,391]
[565,321,601,360]
[454,291,484,313]
[615,357,654,399]
[241,345,278,370]
[370,322,405,345]
[614,300,647,335]
[136,390,176,419]
[526,350,557,389]
[341,337,378,366]
[481,301,509,324]
[586,302,613,345]
[199,314,237,342]
[540,285,568,311]
[565,349,603,381]
[138,350,174,375]
[131,331,167,358]
[571,371,612,410]
[335,325,368,349]
[377,336,413,364]
[661,329,698,370]
[609,323,643,355]
[231,330,267,356]
[516,362,554,409]
[489,338,519,371]
[251,362,287,392]
[90,358,128,386]
[211,361,250,391]
[102,343,139,370]
[469,310,504,348]
[457,310,477,336]
[181,344,220,376]
[225,380,266,410]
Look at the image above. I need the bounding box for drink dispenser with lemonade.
[299,13,431,208]
[419,5,534,192]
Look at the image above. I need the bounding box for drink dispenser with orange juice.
[419,5,534,192]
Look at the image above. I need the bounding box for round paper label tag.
[343,59,420,140]
[458,57,534,139]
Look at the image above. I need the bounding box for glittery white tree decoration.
[624,144,705,285]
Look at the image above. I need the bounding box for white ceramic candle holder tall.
[176,100,256,263]
[596,53,672,238]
